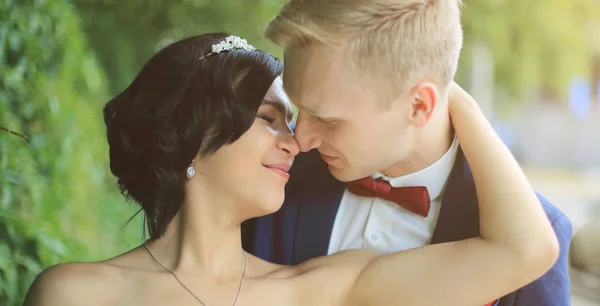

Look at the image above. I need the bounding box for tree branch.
[1,126,28,145]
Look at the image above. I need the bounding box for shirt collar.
[372,136,460,201]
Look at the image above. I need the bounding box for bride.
[24,33,558,306]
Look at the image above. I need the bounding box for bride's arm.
[344,83,559,306]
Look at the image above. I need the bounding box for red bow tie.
[346,176,431,217]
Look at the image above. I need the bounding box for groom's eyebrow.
[299,105,323,117]
[302,106,335,120]
[262,99,294,121]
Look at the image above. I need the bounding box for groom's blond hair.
[265,0,464,95]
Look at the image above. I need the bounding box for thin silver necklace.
[143,242,248,306]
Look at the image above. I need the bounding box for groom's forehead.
[282,47,361,115]
[282,63,348,102]
[290,93,348,120]
[283,45,347,82]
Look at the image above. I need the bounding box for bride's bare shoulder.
[23,261,125,306]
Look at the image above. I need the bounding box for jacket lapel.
[292,182,346,264]
[288,150,346,264]
[431,149,480,244]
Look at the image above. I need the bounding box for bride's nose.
[277,133,300,156]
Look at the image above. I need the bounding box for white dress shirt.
[327,137,460,254]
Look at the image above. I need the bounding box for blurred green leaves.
[459,0,600,99]
[0,0,142,304]
[74,0,285,95]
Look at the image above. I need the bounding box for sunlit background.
[1,0,599,305]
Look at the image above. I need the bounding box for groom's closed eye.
[315,116,336,123]
[311,114,339,126]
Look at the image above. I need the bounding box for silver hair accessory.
[186,159,196,179]
[199,35,255,60]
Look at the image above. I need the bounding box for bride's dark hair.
[103,33,283,240]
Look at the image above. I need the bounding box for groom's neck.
[381,117,454,177]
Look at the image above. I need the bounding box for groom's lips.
[319,153,338,163]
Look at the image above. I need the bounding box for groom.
[242,0,572,305]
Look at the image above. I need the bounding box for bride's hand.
[447,81,480,117]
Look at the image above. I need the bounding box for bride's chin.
[251,198,285,218]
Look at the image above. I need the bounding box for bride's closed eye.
[257,114,276,124]
[257,104,283,124]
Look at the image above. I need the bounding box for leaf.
[0,242,11,272]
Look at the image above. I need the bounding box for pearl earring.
[186,159,196,179]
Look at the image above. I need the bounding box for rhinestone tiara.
[200,35,255,59]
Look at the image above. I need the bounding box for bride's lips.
[263,163,291,180]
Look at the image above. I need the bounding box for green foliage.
[0,0,142,305]
[458,0,600,100]
[74,0,286,95]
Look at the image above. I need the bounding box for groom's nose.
[294,112,324,152]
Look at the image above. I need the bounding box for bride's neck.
[146,187,246,282]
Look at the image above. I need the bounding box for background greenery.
[1,0,599,305]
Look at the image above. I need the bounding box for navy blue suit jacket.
[242,149,573,305]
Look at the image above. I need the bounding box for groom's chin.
[327,164,362,183]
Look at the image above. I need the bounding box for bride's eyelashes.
[257,114,276,124]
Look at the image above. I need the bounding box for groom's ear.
[407,81,438,127]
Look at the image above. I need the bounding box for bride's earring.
[186,159,196,179]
